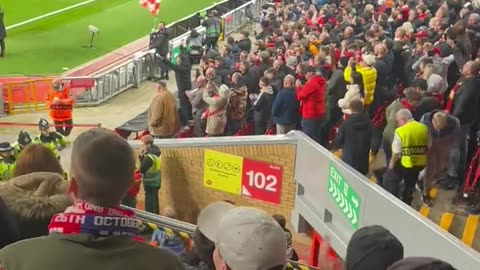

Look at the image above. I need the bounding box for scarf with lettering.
[48,201,139,238]
[444,81,461,113]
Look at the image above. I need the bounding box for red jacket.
[296,75,326,119]
[126,171,143,197]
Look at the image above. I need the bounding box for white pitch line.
[6,0,96,30]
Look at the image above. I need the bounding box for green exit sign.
[327,163,361,229]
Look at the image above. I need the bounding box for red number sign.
[241,158,282,205]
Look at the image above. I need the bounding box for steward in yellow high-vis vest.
[139,135,162,215]
[395,121,429,168]
[383,109,429,206]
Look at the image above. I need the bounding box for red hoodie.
[296,75,327,119]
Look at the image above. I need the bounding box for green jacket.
[0,233,185,270]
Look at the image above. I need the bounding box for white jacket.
[338,84,363,114]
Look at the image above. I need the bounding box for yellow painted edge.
[429,187,438,199]
[369,176,377,183]
[164,227,174,235]
[419,206,430,217]
[461,215,479,246]
[439,212,454,231]
[147,222,159,231]
[179,232,191,239]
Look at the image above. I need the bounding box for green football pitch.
[0,0,216,76]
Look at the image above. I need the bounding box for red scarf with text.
[48,202,140,238]
[444,81,461,113]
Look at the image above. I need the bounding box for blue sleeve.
[271,91,283,117]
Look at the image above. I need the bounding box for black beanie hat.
[387,257,456,270]
[345,225,404,270]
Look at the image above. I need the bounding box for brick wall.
[138,144,296,224]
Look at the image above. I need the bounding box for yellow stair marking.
[429,187,438,199]
[419,206,430,217]
[461,215,479,247]
[439,213,454,231]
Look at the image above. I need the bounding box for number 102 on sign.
[241,159,282,205]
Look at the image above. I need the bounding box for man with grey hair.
[383,108,430,205]
[272,74,299,134]
[148,81,178,138]
[186,76,208,137]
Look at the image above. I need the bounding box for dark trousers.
[144,186,160,214]
[54,119,73,137]
[193,112,207,137]
[0,38,4,56]
[226,118,242,135]
[122,196,137,208]
[205,36,219,51]
[383,163,423,206]
[159,53,169,78]
[302,117,324,144]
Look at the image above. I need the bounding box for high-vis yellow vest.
[395,121,429,168]
[143,154,162,188]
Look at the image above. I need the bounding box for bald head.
[206,68,216,80]
[70,128,135,207]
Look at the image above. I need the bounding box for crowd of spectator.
[149,0,480,209]
[1,0,480,269]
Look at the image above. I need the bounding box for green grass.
[2,0,85,25]
[0,0,216,75]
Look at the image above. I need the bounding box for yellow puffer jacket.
[344,65,377,105]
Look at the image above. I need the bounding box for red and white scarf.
[48,201,140,238]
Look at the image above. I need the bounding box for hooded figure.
[345,225,404,270]
[387,257,456,270]
[0,172,72,240]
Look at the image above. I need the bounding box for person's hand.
[295,79,303,88]
[185,90,193,97]
[348,57,355,66]
[318,237,344,270]
[249,93,258,101]
[388,162,395,170]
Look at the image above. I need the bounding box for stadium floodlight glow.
[85,25,100,48]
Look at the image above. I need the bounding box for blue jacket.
[271,88,300,126]
[420,111,460,139]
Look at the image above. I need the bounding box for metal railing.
[117,133,480,270]
[1,0,261,114]
[62,0,261,108]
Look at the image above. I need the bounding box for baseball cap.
[197,202,288,270]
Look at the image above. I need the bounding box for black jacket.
[0,11,5,39]
[151,29,170,56]
[236,38,251,53]
[253,87,274,131]
[0,196,19,249]
[335,113,373,175]
[414,96,441,121]
[451,76,480,126]
[168,56,192,93]
[242,68,261,94]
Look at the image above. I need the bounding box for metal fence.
[59,0,261,108]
